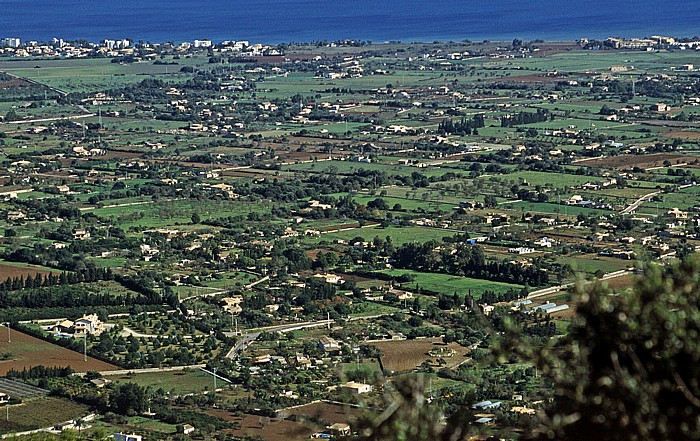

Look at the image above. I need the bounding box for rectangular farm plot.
[110,369,216,395]
[0,396,88,434]
[0,261,59,283]
[379,269,524,297]
[0,378,48,398]
[0,329,118,375]
[371,338,466,372]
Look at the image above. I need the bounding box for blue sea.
[2,0,700,44]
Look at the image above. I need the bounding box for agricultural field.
[379,269,525,297]
[108,369,216,395]
[0,36,698,440]
[209,401,363,441]
[371,338,467,372]
[0,329,118,375]
[0,396,89,434]
[0,261,58,282]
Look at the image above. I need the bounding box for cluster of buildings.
[45,313,104,337]
[101,39,131,50]
[0,36,273,59]
[0,38,21,48]
[602,35,700,51]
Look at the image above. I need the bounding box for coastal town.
[0,32,699,440]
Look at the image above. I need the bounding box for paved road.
[621,184,694,215]
[245,275,269,290]
[222,314,393,360]
[84,364,206,377]
[223,319,334,359]
[621,190,663,215]
[224,332,260,359]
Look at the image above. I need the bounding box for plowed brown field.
[0,329,118,375]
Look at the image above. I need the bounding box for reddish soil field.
[0,262,58,283]
[278,151,334,162]
[305,249,347,260]
[584,153,695,169]
[100,150,143,160]
[495,75,565,84]
[599,274,641,290]
[663,131,700,140]
[0,329,118,375]
[208,409,313,441]
[336,273,372,283]
[208,402,361,441]
[536,274,642,320]
[532,43,585,56]
[220,169,285,179]
[318,222,362,232]
[371,338,467,372]
[284,401,362,425]
[0,79,32,89]
[239,54,320,63]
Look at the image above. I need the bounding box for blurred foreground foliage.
[501,257,700,440]
[358,257,700,441]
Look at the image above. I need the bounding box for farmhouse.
[181,424,195,435]
[74,314,104,336]
[307,200,333,210]
[48,320,74,334]
[90,378,111,388]
[667,207,688,219]
[342,381,372,395]
[533,237,554,248]
[512,406,536,415]
[326,423,351,436]
[313,273,344,284]
[295,353,312,369]
[220,296,244,314]
[319,337,341,352]
[72,229,91,240]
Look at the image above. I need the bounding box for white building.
[194,40,213,48]
[508,247,535,255]
[342,381,372,394]
[0,38,21,48]
[114,434,142,441]
[73,313,104,336]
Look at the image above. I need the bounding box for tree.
[110,383,149,416]
[502,256,700,440]
[191,212,201,224]
[5,109,18,122]
[367,198,389,210]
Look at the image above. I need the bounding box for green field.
[378,269,524,297]
[308,224,462,246]
[109,368,217,395]
[0,397,88,434]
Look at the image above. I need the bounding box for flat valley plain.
[0,38,696,439]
